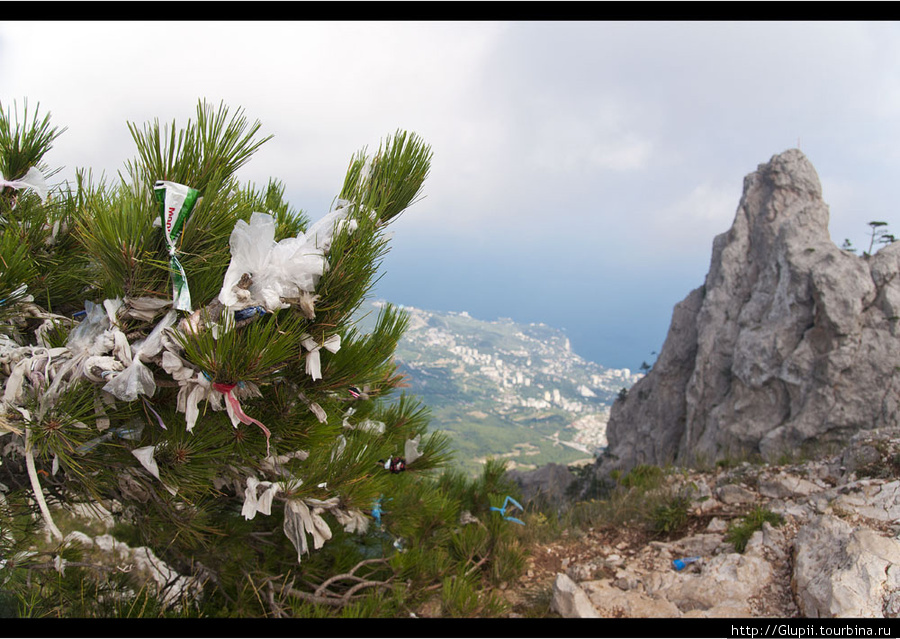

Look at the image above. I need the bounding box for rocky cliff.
[595,149,900,477]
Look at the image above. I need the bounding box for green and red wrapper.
[154,180,200,312]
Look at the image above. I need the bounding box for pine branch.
[267,558,392,609]
[173,308,304,386]
[339,130,432,224]
[0,99,65,182]
[125,100,272,194]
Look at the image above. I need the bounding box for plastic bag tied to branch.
[0,167,50,202]
[301,333,341,381]
[159,350,219,433]
[131,444,177,496]
[240,476,284,520]
[217,205,357,315]
[238,472,369,564]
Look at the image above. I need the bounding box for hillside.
[358,301,642,475]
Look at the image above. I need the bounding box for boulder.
[716,484,758,505]
[758,472,822,499]
[653,551,774,616]
[792,514,900,617]
[550,572,599,618]
[829,479,900,523]
[505,462,577,509]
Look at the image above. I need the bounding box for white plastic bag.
[283,497,337,563]
[0,167,50,202]
[218,212,276,309]
[218,208,355,312]
[405,435,423,465]
[131,445,177,495]
[42,300,113,406]
[240,476,282,520]
[66,301,110,355]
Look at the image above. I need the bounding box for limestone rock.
[63,530,94,548]
[792,514,900,617]
[589,148,900,481]
[600,286,704,474]
[550,437,900,619]
[758,472,822,499]
[706,517,728,533]
[550,572,599,618]
[716,483,757,505]
[655,551,774,616]
[87,534,202,607]
[566,561,605,583]
[669,533,725,558]
[745,522,788,560]
[830,479,900,523]
[842,444,883,475]
[581,579,682,617]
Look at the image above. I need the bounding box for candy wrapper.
[154,181,201,312]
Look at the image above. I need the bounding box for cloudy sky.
[2,20,899,369]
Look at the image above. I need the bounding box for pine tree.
[0,100,527,617]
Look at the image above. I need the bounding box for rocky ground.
[498,502,802,618]
[499,427,900,619]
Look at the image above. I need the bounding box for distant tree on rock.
[865,220,896,256]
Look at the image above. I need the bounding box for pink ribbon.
[213,382,271,455]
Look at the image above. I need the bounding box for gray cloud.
[3,21,899,366]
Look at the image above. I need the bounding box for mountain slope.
[360,302,642,475]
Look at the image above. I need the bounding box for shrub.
[725,506,783,553]
[618,464,664,491]
[649,492,692,537]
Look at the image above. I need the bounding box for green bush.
[649,492,692,537]
[618,464,665,491]
[561,463,695,540]
[725,506,783,553]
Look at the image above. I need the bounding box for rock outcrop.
[595,148,900,478]
[505,462,577,511]
[792,514,900,617]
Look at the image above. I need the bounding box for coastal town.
[378,303,643,472]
